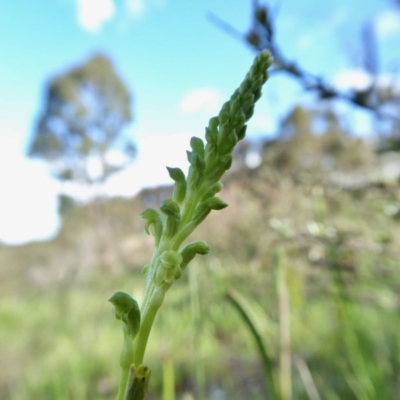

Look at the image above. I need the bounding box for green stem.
[117,368,130,400]
[179,187,202,227]
[124,365,151,400]
[117,328,135,400]
[133,286,166,365]
[129,192,204,369]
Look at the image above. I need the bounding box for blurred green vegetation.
[1,105,400,399]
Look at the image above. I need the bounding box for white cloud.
[105,149,130,166]
[178,88,222,114]
[75,0,115,32]
[0,156,60,245]
[334,69,373,91]
[0,131,196,244]
[374,10,400,40]
[125,0,144,18]
[85,150,131,181]
[250,113,276,134]
[105,133,192,197]
[334,69,400,99]
[125,0,167,19]
[60,132,195,200]
[86,156,104,181]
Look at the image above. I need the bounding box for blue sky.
[0,0,399,244]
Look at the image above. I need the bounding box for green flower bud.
[187,151,205,173]
[217,120,230,145]
[167,166,185,181]
[153,217,163,246]
[234,110,246,127]
[160,199,180,218]
[251,75,264,92]
[161,217,179,240]
[155,250,183,285]
[186,150,192,163]
[225,128,238,150]
[230,95,241,115]
[206,196,228,210]
[204,144,217,168]
[191,196,228,227]
[140,208,163,245]
[160,199,181,238]
[126,306,141,337]
[241,96,255,115]
[191,202,212,226]
[200,181,223,202]
[190,136,205,158]
[141,208,160,234]
[187,153,205,190]
[180,240,210,270]
[109,291,137,315]
[245,105,255,120]
[242,91,255,104]
[205,165,225,183]
[219,109,230,125]
[161,249,182,269]
[193,153,206,172]
[239,80,251,95]
[205,117,219,148]
[205,127,217,145]
[237,125,247,141]
[109,291,141,339]
[167,167,187,205]
[209,116,219,130]
[220,154,233,171]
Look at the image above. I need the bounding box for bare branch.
[209,2,400,127]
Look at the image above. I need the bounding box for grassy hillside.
[1,126,400,399]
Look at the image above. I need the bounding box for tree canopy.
[29,53,135,184]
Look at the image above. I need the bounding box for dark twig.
[208,3,400,127]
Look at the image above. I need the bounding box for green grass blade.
[276,248,292,400]
[162,357,175,400]
[226,290,279,400]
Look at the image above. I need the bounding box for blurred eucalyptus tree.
[29,53,135,185]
